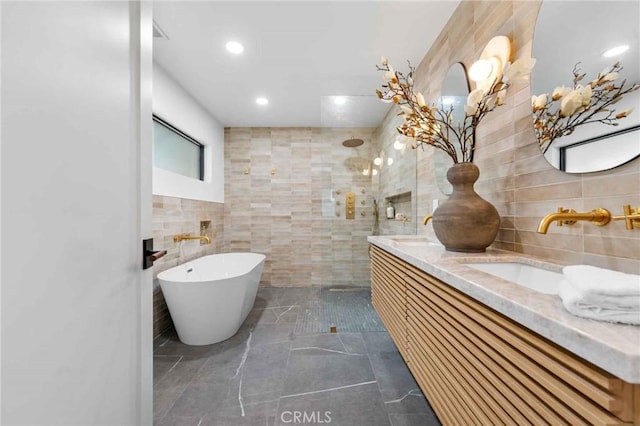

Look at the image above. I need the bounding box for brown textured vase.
[432,162,500,252]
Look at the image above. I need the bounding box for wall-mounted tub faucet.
[174,233,211,244]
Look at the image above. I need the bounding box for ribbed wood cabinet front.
[371,245,408,359]
[370,245,640,425]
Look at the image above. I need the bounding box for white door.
[1,1,153,425]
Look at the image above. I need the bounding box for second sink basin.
[463,262,563,295]
[389,237,442,247]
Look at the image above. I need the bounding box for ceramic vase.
[432,162,500,252]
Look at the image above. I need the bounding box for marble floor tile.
[290,333,358,353]
[164,380,235,418]
[154,288,442,426]
[388,413,441,426]
[203,415,275,426]
[326,385,392,426]
[154,415,204,426]
[282,348,375,397]
[380,388,432,415]
[274,391,332,426]
[154,330,222,358]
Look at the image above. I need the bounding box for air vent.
[153,20,169,39]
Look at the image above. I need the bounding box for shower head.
[342,138,364,148]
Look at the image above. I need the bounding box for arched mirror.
[532,1,640,173]
[435,62,471,195]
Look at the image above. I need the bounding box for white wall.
[153,63,224,202]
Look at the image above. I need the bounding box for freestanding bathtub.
[157,253,265,345]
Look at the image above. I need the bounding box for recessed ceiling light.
[393,140,405,150]
[225,41,244,54]
[333,97,346,105]
[387,157,394,166]
[255,97,269,106]
[373,157,382,166]
[602,45,629,58]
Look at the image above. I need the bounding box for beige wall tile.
[224,127,376,288]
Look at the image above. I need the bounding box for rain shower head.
[342,138,364,148]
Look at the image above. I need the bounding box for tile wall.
[151,195,224,337]
[223,127,377,287]
[373,111,418,236]
[375,0,640,273]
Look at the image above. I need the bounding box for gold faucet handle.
[612,205,640,230]
[556,207,577,227]
[423,214,433,226]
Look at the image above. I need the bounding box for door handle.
[143,238,166,270]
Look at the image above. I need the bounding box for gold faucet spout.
[423,214,434,226]
[537,207,611,234]
[173,234,211,244]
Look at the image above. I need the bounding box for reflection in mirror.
[435,62,471,195]
[532,1,640,173]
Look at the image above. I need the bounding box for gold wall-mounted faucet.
[423,214,434,226]
[173,233,211,244]
[537,207,611,234]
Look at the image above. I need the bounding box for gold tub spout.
[537,207,611,234]
[173,234,211,244]
[423,214,434,226]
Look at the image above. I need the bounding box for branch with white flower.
[377,56,535,163]
[532,62,639,154]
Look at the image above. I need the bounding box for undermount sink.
[389,237,442,247]
[463,262,563,295]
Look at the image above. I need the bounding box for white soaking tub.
[158,253,265,345]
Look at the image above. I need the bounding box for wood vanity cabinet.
[370,245,640,425]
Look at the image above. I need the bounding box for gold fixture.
[346,192,355,220]
[173,234,211,244]
[612,205,640,230]
[423,214,434,226]
[537,207,611,234]
[271,168,276,175]
[244,168,250,175]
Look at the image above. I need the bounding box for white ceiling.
[152,1,460,128]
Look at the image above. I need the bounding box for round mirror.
[532,1,640,173]
[435,62,471,195]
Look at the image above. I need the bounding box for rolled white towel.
[563,265,640,295]
[559,279,640,326]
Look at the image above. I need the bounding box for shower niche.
[385,191,412,221]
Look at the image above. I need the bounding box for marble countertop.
[368,235,640,384]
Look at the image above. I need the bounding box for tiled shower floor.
[153,287,440,426]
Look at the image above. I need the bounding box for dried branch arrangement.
[532,62,639,153]
[376,57,534,163]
